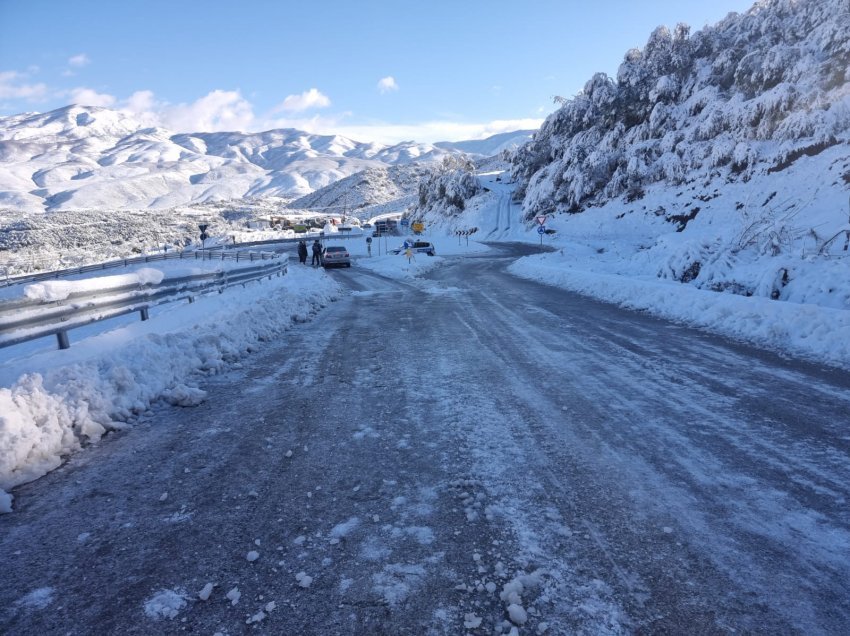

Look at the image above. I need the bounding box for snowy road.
[3,244,850,635]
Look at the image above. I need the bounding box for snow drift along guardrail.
[0,257,287,350]
[1,248,280,288]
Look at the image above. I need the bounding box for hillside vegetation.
[512,0,849,216]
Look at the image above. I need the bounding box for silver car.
[322,245,351,268]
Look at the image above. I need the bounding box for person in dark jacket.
[311,240,323,266]
[297,240,308,264]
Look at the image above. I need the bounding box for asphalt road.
[3,243,850,635]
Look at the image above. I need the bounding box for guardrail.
[0,258,287,351]
[234,231,375,249]
[0,249,280,288]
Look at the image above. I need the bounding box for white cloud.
[377,76,398,94]
[68,54,91,68]
[69,87,116,108]
[273,88,331,113]
[0,70,48,102]
[159,89,255,132]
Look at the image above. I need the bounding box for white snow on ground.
[329,516,361,542]
[347,235,488,280]
[21,268,165,302]
[371,563,426,606]
[14,587,54,610]
[0,266,339,511]
[424,163,850,370]
[143,589,186,620]
[509,253,850,368]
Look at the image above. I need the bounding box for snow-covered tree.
[414,155,482,217]
[512,0,850,218]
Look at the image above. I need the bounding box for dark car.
[322,245,351,268]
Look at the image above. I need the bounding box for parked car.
[322,245,351,268]
[391,241,436,256]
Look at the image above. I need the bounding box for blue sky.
[0,0,753,143]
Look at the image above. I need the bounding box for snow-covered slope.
[415,0,850,318]
[435,130,536,157]
[288,164,432,218]
[0,105,450,212]
[512,0,849,216]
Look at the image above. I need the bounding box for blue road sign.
[537,226,546,234]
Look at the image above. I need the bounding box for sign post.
[537,225,546,245]
[198,223,209,249]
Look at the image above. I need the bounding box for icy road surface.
[2,244,850,635]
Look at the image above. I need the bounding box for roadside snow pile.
[510,252,850,368]
[23,268,165,302]
[357,254,445,280]
[0,266,339,511]
[354,236,489,280]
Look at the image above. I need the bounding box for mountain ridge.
[0,105,454,212]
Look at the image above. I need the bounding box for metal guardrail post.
[140,307,150,321]
[57,331,70,350]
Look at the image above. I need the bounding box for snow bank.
[509,256,850,368]
[23,267,165,302]
[0,267,339,511]
[352,236,488,280]
[357,254,445,280]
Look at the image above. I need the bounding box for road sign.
[412,222,425,233]
[536,215,547,225]
[537,226,546,234]
[366,237,372,243]
[399,218,410,227]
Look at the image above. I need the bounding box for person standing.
[311,239,323,266]
[297,240,308,264]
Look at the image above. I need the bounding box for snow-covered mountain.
[0,105,450,212]
[435,130,536,157]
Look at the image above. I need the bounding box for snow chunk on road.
[15,587,54,610]
[198,583,214,601]
[507,603,528,625]
[0,489,12,514]
[330,516,360,542]
[464,613,483,628]
[295,572,313,588]
[246,610,266,624]
[246,550,260,562]
[500,579,524,605]
[226,587,241,605]
[143,589,186,620]
[161,384,206,407]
